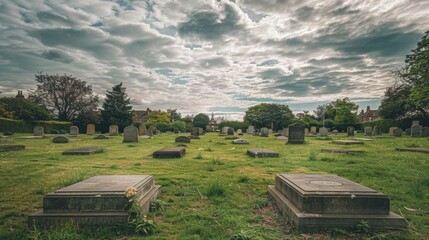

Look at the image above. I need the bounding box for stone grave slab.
[152,147,186,158]
[17,136,44,139]
[29,175,161,227]
[321,148,365,154]
[277,136,288,140]
[52,136,69,143]
[247,149,279,158]
[0,144,25,152]
[232,139,249,144]
[94,134,109,139]
[3,131,13,136]
[225,136,239,140]
[62,146,103,155]
[332,140,364,145]
[268,174,407,232]
[352,138,374,141]
[395,148,429,154]
[175,136,191,143]
[0,137,13,143]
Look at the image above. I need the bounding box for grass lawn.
[0,132,428,239]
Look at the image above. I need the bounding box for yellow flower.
[125,186,138,198]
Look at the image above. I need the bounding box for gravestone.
[332,140,364,145]
[152,147,186,158]
[198,128,204,135]
[70,126,79,135]
[237,129,243,135]
[139,125,146,135]
[232,139,249,144]
[364,126,372,136]
[175,136,191,143]
[282,128,289,137]
[268,129,273,135]
[372,126,381,136]
[29,175,161,227]
[227,128,234,136]
[191,127,200,137]
[412,120,420,126]
[94,134,109,139]
[0,137,13,143]
[62,146,103,155]
[52,136,69,143]
[0,145,25,152]
[260,127,269,137]
[149,126,157,135]
[222,127,229,134]
[304,128,309,135]
[33,126,44,136]
[109,125,119,136]
[352,138,374,141]
[86,124,95,135]
[421,127,429,137]
[389,127,398,136]
[247,126,255,134]
[310,126,317,135]
[123,126,138,143]
[347,127,355,137]
[411,125,422,137]
[319,127,327,137]
[393,128,403,137]
[395,148,429,154]
[3,131,13,136]
[173,128,179,134]
[405,128,411,135]
[288,123,305,144]
[268,174,407,231]
[321,148,365,154]
[247,149,279,158]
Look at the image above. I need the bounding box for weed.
[206,147,213,152]
[321,157,335,162]
[307,151,318,161]
[126,187,157,236]
[238,176,250,183]
[231,230,253,240]
[211,158,224,165]
[207,166,215,172]
[109,164,119,170]
[355,220,371,233]
[150,199,168,212]
[205,181,226,198]
[194,151,204,159]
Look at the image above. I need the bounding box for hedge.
[0,117,72,133]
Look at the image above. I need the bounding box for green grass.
[0,132,428,239]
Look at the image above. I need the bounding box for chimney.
[16,91,24,98]
[366,106,370,112]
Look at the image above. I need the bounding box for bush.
[360,119,398,133]
[0,97,51,121]
[0,117,72,133]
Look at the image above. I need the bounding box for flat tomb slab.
[395,148,429,154]
[0,144,25,152]
[274,174,389,214]
[62,146,103,155]
[321,148,365,154]
[352,138,374,141]
[332,140,364,145]
[247,149,279,158]
[153,147,186,158]
[16,136,44,139]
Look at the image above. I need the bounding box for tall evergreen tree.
[101,83,133,131]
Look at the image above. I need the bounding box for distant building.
[207,113,220,131]
[132,108,152,123]
[358,106,380,122]
[16,91,25,99]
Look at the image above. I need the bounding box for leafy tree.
[0,97,51,120]
[379,83,415,120]
[192,113,209,128]
[243,103,294,130]
[171,120,187,132]
[182,115,193,125]
[28,72,98,121]
[331,98,359,128]
[101,83,133,131]
[148,111,170,124]
[218,120,249,130]
[0,102,14,118]
[73,110,101,131]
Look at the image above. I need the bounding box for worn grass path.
[0,132,428,239]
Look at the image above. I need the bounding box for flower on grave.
[198,148,204,151]
[126,186,138,198]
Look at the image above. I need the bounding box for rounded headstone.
[227,128,234,136]
[175,136,191,143]
[52,135,69,143]
[70,126,79,135]
[123,125,139,142]
[3,131,13,136]
[260,127,269,137]
[51,129,60,134]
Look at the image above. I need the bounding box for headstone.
[123,125,138,143]
[347,127,355,137]
[304,128,309,135]
[149,126,157,135]
[94,134,109,139]
[147,127,153,136]
[175,136,191,143]
[247,126,254,134]
[109,125,119,136]
[282,128,289,137]
[28,175,160,227]
[389,127,398,136]
[352,138,374,141]
[173,128,179,134]
[237,129,243,135]
[260,127,269,137]
[0,145,25,152]
[310,126,317,135]
[152,147,186,158]
[52,136,69,143]
[191,127,200,137]
[332,140,364,145]
[247,149,279,158]
[372,126,381,136]
[70,126,79,135]
[3,131,13,136]
[395,148,429,154]
[222,127,229,134]
[393,128,402,137]
[227,128,234,136]
[268,174,407,231]
[268,129,273,135]
[198,128,204,135]
[0,137,13,143]
[33,126,44,136]
[421,127,429,137]
[405,128,411,135]
[86,124,95,135]
[332,130,339,134]
[364,126,372,136]
[412,120,420,126]
[232,139,249,144]
[139,125,147,135]
[321,148,365,154]
[319,127,327,137]
[62,146,103,155]
[411,125,422,137]
[288,123,305,144]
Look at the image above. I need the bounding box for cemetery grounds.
[0,133,428,239]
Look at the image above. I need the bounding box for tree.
[192,113,209,128]
[171,120,187,132]
[101,83,133,131]
[148,111,170,124]
[218,120,249,130]
[330,98,359,128]
[28,72,98,121]
[0,97,51,120]
[243,103,294,130]
[379,83,414,120]
[0,102,14,119]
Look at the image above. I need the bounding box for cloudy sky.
[0,0,427,119]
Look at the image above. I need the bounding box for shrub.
[0,117,72,133]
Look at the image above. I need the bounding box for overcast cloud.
[0,0,427,119]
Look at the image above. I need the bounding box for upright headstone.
[310,126,317,135]
[87,124,95,135]
[198,128,204,135]
[173,128,179,134]
[139,125,146,135]
[237,129,243,135]
[347,127,355,137]
[175,136,191,143]
[70,126,79,135]
[222,127,229,134]
[405,128,411,135]
[393,128,403,137]
[227,128,234,136]
[288,123,305,144]
[421,127,429,137]
[260,127,269,137]
[372,126,381,136]
[191,127,200,137]
[33,126,44,136]
[268,129,273,135]
[304,128,309,135]
[411,125,422,137]
[53,136,69,143]
[319,127,328,137]
[412,120,420,126]
[149,126,157,135]
[109,125,119,136]
[364,126,372,136]
[123,125,138,142]
[247,126,255,134]
[389,127,398,136]
[282,128,289,137]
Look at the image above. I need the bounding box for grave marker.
[86,124,95,135]
[310,126,317,134]
[260,127,269,137]
[123,126,138,143]
[227,128,234,136]
[175,136,191,143]
[318,127,327,136]
[247,149,279,158]
[288,123,305,144]
[282,128,289,137]
[0,145,25,152]
[33,126,44,136]
[247,126,255,134]
[372,126,381,136]
[139,125,146,135]
[109,125,119,136]
[364,126,372,136]
[52,136,69,143]
[347,127,355,137]
[232,139,249,144]
[70,126,79,135]
[152,147,186,158]
[62,147,103,155]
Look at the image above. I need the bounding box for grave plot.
[62,146,103,155]
[152,147,186,158]
[52,136,69,143]
[94,134,109,139]
[332,140,364,145]
[0,144,25,152]
[395,148,429,154]
[352,138,374,141]
[321,148,365,154]
[247,149,279,158]
[232,139,249,144]
[28,175,161,227]
[268,174,407,232]
[175,136,191,143]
